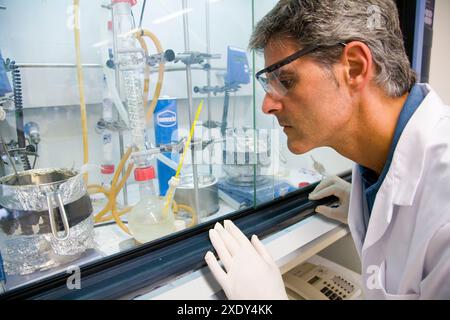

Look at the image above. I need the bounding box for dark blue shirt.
[358,84,428,228]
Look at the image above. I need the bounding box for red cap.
[298,182,310,188]
[101,164,115,175]
[134,166,155,181]
[112,0,137,6]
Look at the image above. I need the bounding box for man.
[204,0,450,299]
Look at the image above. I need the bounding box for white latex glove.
[308,176,351,224]
[205,220,288,300]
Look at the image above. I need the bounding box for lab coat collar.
[362,84,448,251]
[390,85,446,206]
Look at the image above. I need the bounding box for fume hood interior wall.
[0,0,255,183]
[0,0,255,104]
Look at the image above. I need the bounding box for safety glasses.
[255,43,347,99]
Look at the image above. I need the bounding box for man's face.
[261,39,353,154]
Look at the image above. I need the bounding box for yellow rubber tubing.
[176,204,197,227]
[73,0,89,183]
[134,29,165,123]
[94,147,133,223]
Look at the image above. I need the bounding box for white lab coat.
[348,84,450,299]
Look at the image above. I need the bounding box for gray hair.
[250,0,416,97]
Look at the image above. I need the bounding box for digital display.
[308,276,321,285]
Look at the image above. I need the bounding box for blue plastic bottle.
[153,98,178,196]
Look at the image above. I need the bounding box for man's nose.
[262,94,283,115]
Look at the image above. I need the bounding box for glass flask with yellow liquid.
[128,166,175,244]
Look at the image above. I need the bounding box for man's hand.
[205,220,288,300]
[308,176,351,224]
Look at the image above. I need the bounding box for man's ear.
[341,41,374,92]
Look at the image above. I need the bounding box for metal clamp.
[173,51,221,66]
[46,191,70,241]
[146,49,176,67]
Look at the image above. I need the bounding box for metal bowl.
[174,174,219,218]
[0,168,86,212]
[0,168,94,275]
